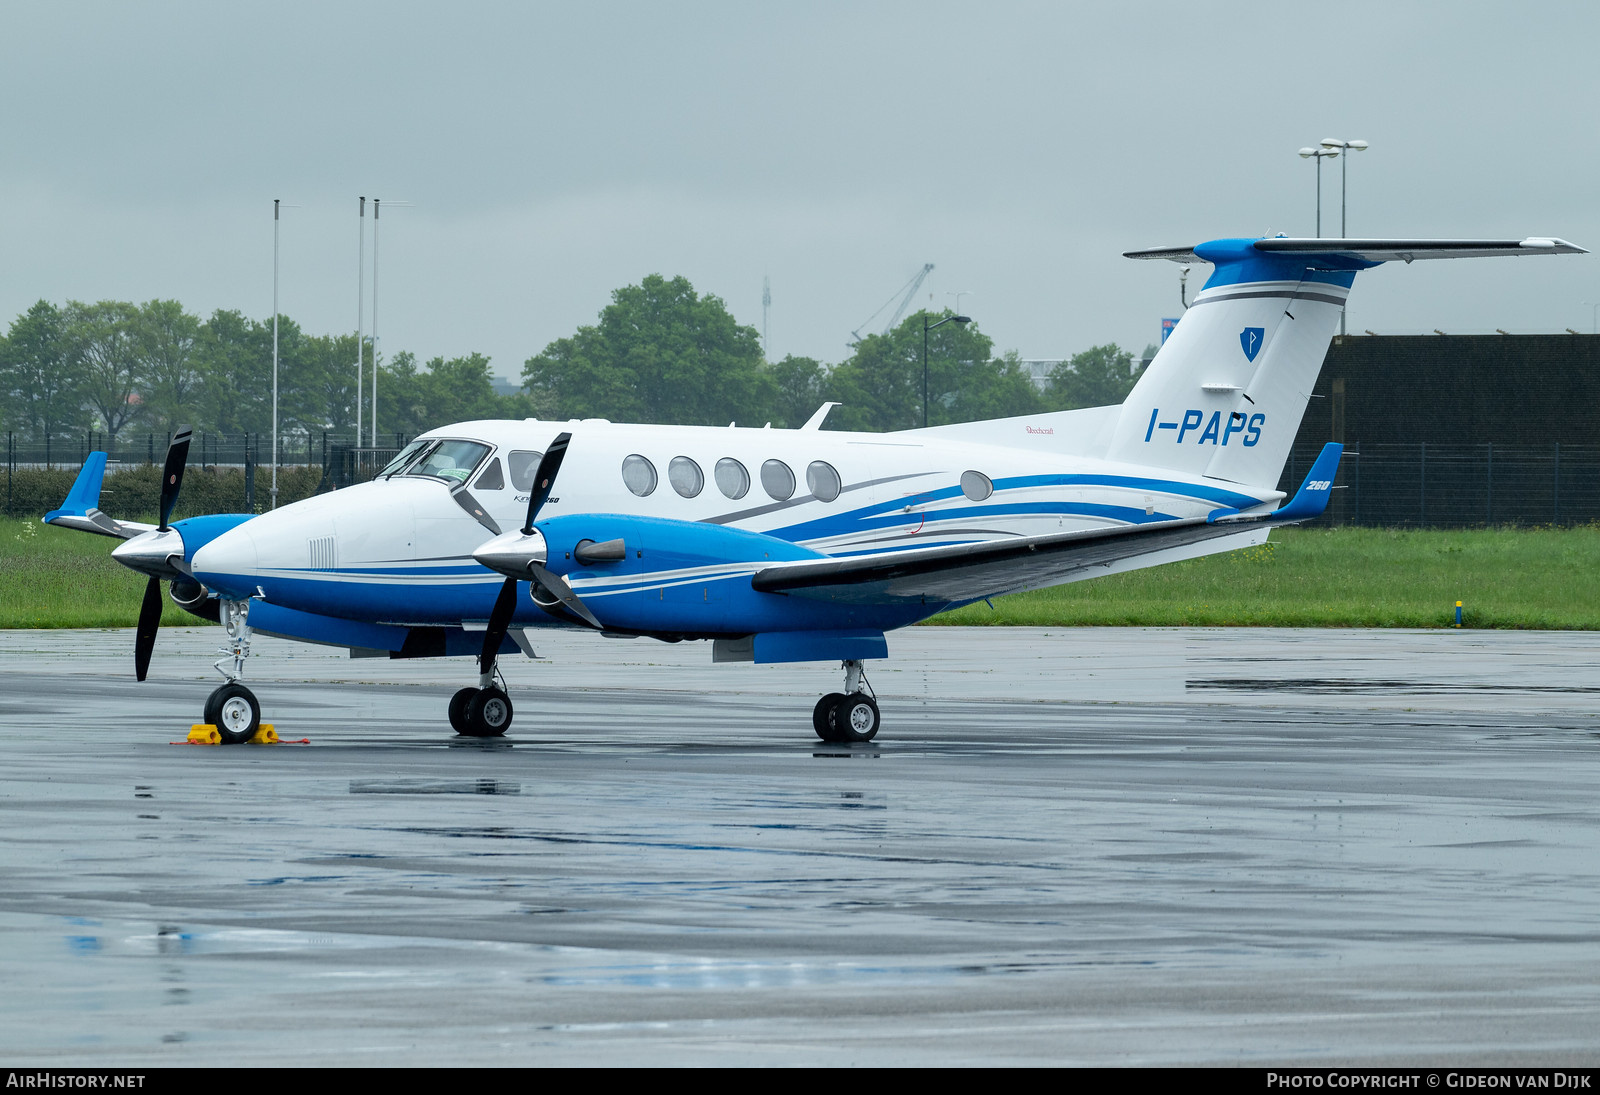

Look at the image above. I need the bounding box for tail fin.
[1106,236,1584,488]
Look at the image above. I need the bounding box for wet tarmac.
[2,626,1599,1066]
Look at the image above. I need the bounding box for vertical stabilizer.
[1106,238,1361,487]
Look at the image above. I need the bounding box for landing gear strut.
[205,598,261,744]
[813,659,880,744]
[450,654,514,738]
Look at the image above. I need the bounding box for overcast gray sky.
[2,1,1595,383]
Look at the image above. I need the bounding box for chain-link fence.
[1280,442,1600,527]
[3,430,412,517]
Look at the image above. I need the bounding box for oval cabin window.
[622,454,658,497]
[961,470,993,501]
[669,456,704,498]
[715,457,750,499]
[761,459,795,501]
[806,461,841,503]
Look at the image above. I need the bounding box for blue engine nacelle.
[532,513,924,642]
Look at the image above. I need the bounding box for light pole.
[1321,138,1368,335]
[1298,146,1339,236]
[1585,302,1600,334]
[923,312,972,429]
[355,196,365,464]
[271,199,280,510]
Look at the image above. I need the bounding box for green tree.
[0,301,88,442]
[824,310,1037,432]
[1045,343,1142,410]
[136,299,203,438]
[523,274,771,425]
[66,300,143,441]
[764,354,827,428]
[197,308,273,438]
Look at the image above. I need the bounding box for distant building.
[490,376,520,397]
[1018,360,1064,390]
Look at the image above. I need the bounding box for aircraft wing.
[750,442,1344,607]
[751,516,1253,605]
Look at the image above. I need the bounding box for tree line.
[0,277,1148,449]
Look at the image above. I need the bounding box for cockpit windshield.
[392,439,492,485]
[379,440,431,478]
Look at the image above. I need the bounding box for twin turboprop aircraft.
[46,235,1584,743]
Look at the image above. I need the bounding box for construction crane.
[850,263,935,345]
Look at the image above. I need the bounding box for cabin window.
[669,456,704,498]
[961,470,993,501]
[622,454,658,496]
[806,461,841,503]
[473,458,505,491]
[406,440,490,484]
[715,457,750,500]
[761,459,795,501]
[507,451,543,492]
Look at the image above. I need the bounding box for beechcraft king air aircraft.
[46,235,1584,743]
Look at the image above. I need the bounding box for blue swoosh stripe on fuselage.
[764,474,1264,543]
[776,501,1181,544]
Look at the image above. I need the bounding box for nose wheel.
[204,682,261,745]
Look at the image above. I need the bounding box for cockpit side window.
[507,451,544,492]
[473,458,505,491]
[404,439,491,484]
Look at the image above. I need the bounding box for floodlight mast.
[271,199,279,510]
[355,197,366,465]
[1321,138,1370,335]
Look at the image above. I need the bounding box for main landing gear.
[450,650,515,738]
[812,659,880,744]
[204,599,262,744]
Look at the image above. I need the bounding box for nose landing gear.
[203,598,262,744]
[813,659,880,744]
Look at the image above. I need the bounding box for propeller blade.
[135,575,163,682]
[528,563,603,630]
[479,577,519,676]
[157,425,193,531]
[522,432,571,534]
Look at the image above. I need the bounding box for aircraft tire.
[835,693,880,744]
[813,693,847,742]
[448,688,478,733]
[464,688,514,738]
[204,682,260,745]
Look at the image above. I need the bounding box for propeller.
[477,432,602,675]
[129,426,192,681]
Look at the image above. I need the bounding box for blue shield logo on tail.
[1239,327,1265,362]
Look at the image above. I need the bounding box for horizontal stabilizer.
[43,452,152,539]
[1126,237,1586,265]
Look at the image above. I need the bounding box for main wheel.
[464,688,513,738]
[204,682,261,745]
[448,687,477,733]
[813,693,846,742]
[835,693,880,743]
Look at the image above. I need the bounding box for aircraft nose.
[191,524,260,599]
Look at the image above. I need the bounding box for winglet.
[44,452,108,522]
[1272,443,1343,521]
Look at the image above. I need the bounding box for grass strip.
[927,525,1600,630]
